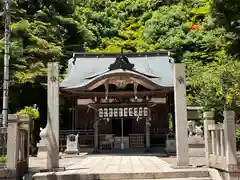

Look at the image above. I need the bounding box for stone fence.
[0,114,30,180]
[204,110,240,180]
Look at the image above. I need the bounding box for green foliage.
[186,56,240,112]
[0,0,81,84]
[16,106,40,120]
[0,0,239,115]
[212,0,240,56]
[168,113,173,130]
[0,156,7,163]
[236,129,240,151]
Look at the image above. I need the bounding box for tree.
[186,52,240,119]
[0,0,238,117]
[212,0,240,56]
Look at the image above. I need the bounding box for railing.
[19,128,28,162]
[0,115,31,180]
[235,124,240,160]
[206,123,226,169]
[204,111,239,173]
[17,128,29,178]
[59,128,170,151]
[0,125,29,179]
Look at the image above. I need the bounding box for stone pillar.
[173,63,189,166]
[224,110,237,166]
[19,115,30,165]
[7,114,19,175]
[203,111,215,166]
[46,62,59,169]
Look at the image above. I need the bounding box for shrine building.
[59,52,176,152]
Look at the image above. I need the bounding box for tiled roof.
[60,52,174,90]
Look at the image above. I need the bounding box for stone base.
[33,168,211,180]
[39,167,65,172]
[165,139,176,154]
[165,151,176,157]
[218,169,240,180]
[171,165,193,169]
[64,149,79,155]
[37,151,62,159]
[37,151,48,158]
[37,139,48,154]
[164,147,176,153]
[0,169,16,180]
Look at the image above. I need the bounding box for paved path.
[30,141,206,173]
[66,155,173,173]
[30,154,173,173]
[29,153,87,172]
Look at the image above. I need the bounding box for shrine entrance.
[112,118,133,136]
[96,106,150,151]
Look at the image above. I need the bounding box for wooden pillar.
[145,109,151,152]
[94,111,99,152]
[169,92,175,132]
[145,119,150,148]
[145,119,149,148]
[73,97,76,130]
[71,97,75,130]
[75,99,79,130]
[94,124,99,151]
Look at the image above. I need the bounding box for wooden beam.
[130,77,156,90]
[88,78,107,90]
[62,90,167,98]
[87,102,157,108]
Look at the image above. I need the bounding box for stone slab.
[65,155,173,173]
[33,168,210,180]
[31,154,212,180]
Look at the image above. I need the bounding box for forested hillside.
[0,0,239,116]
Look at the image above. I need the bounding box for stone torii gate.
[40,61,60,169]
[173,63,189,166]
[41,60,189,169]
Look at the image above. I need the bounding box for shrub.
[236,129,240,151]
[16,106,40,120]
[0,156,7,163]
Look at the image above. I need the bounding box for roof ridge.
[73,51,172,58]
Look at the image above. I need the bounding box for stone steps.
[125,178,211,180]
[33,168,212,180]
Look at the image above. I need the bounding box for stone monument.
[65,134,80,154]
[165,131,176,154]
